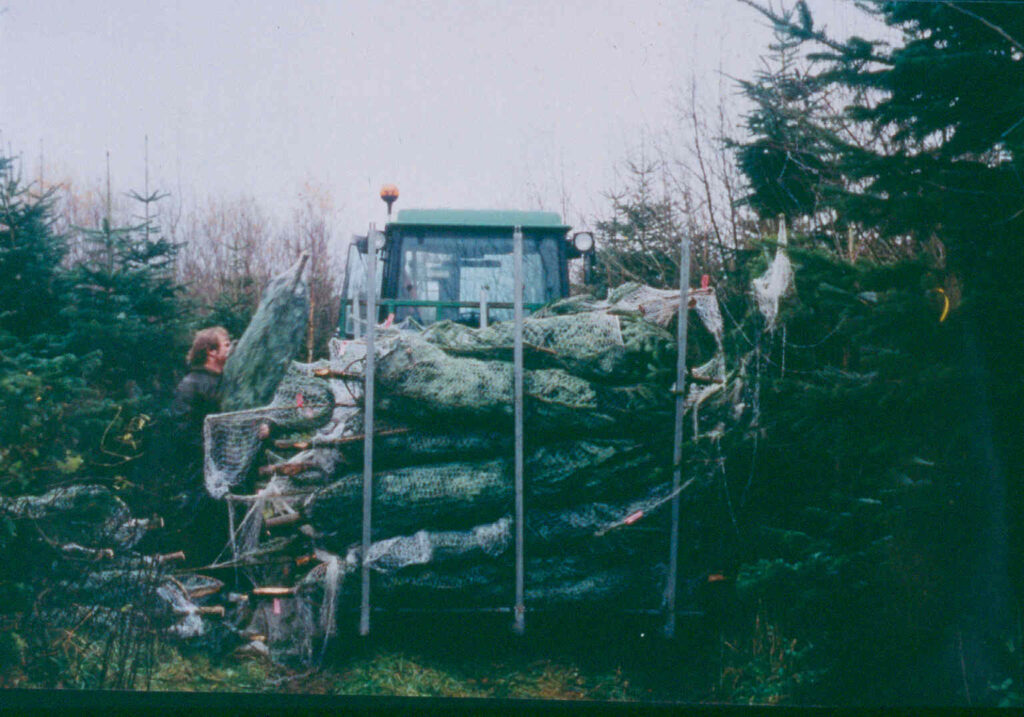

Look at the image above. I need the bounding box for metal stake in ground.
[360,224,379,637]
[665,232,691,638]
[513,225,526,635]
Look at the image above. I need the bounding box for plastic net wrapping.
[421,311,653,382]
[203,365,335,498]
[534,282,723,333]
[297,479,682,616]
[752,248,794,332]
[375,336,674,436]
[243,594,316,665]
[227,475,300,559]
[204,282,738,662]
[691,289,724,348]
[4,483,252,685]
[220,256,310,413]
[304,437,666,547]
[360,555,667,610]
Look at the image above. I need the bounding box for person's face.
[209,335,232,370]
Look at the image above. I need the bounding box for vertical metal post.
[360,225,378,636]
[480,287,489,329]
[512,226,526,635]
[226,496,238,584]
[665,233,691,638]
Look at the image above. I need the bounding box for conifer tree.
[0,156,67,340]
[61,170,186,402]
[593,156,685,291]
[729,0,1024,703]
[732,11,837,223]
[0,153,102,492]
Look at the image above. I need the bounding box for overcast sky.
[0,1,884,235]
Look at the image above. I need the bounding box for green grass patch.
[324,649,641,701]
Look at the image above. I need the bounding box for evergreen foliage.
[61,188,187,402]
[219,256,310,412]
[2,2,1022,698]
[593,158,685,291]
[0,157,68,339]
[726,1,1024,703]
[0,153,198,690]
[0,333,105,493]
[710,243,969,703]
[0,155,108,494]
[730,14,846,226]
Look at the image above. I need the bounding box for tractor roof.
[390,208,569,231]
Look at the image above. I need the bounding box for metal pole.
[480,287,489,329]
[360,225,378,636]
[512,226,526,635]
[665,233,691,638]
[226,496,238,585]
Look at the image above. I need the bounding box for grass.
[322,649,641,700]
[148,650,277,693]
[2,611,712,703]
[135,644,647,701]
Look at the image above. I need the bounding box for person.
[166,326,232,566]
[171,325,232,455]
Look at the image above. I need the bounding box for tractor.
[339,185,595,336]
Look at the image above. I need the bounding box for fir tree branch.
[736,0,889,62]
[941,1,1024,55]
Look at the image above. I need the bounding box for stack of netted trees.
[251,284,729,622]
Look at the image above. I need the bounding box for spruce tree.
[62,181,186,402]
[731,10,842,227]
[0,156,67,340]
[730,0,1024,703]
[0,153,103,493]
[593,157,685,291]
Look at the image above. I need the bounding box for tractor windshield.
[393,232,562,325]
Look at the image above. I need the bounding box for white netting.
[203,364,336,499]
[200,283,737,663]
[315,550,343,640]
[155,580,206,639]
[229,475,298,558]
[243,594,315,664]
[691,289,724,348]
[607,283,686,326]
[752,220,794,332]
[360,517,512,572]
[752,250,794,332]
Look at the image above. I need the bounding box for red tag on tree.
[296,393,304,408]
[624,510,644,525]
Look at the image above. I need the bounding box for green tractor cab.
[339,206,594,337]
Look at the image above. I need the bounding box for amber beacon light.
[380,184,399,218]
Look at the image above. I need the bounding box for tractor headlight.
[572,231,595,253]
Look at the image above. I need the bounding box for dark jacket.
[171,368,222,455]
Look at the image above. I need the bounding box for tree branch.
[942,1,1024,54]
[735,0,884,59]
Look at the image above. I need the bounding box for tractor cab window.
[395,232,561,325]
